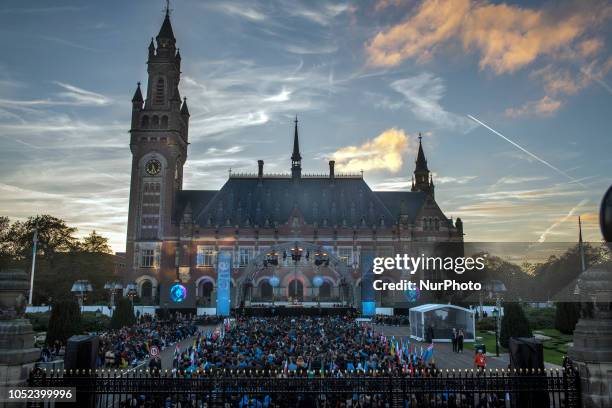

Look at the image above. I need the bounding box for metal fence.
[28,366,580,408]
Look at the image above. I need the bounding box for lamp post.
[313,275,323,307]
[126,282,138,307]
[104,281,123,311]
[28,224,38,306]
[71,280,93,313]
[485,279,506,357]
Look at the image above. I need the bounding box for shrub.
[26,312,50,332]
[46,300,82,345]
[525,306,556,329]
[476,317,496,331]
[500,303,532,348]
[554,302,580,334]
[81,311,110,333]
[109,298,136,329]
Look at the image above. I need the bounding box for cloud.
[366,0,611,74]
[213,2,267,21]
[432,174,477,184]
[390,73,477,132]
[54,82,112,106]
[0,82,112,108]
[181,59,337,140]
[494,176,548,185]
[331,128,410,173]
[505,95,562,117]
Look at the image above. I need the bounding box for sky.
[0,0,610,253]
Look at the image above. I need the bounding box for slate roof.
[174,176,429,228]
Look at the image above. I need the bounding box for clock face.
[145,159,161,176]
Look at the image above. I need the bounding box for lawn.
[466,329,572,366]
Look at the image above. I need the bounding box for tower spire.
[411,132,434,197]
[291,116,302,179]
[578,216,586,272]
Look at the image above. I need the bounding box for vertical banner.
[360,252,376,316]
[216,250,232,316]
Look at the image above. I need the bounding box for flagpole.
[28,224,38,306]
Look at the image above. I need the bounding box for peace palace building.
[123,12,464,310]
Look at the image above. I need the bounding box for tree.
[0,216,13,268]
[46,300,82,345]
[555,302,580,334]
[80,230,112,254]
[500,303,532,348]
[9,215,78,263]
[109,297,136,329]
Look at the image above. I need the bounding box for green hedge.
[500,303,532,348]
[476,317,496,331]
[525,306,556,330]
[46,300,82,345]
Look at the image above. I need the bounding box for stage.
[239,302,356,317]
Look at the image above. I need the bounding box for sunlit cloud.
[331,128,411,173]
[505,95,562,117]
[366,0,611,74]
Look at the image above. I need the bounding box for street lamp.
[125,282,138,306]
[485,280,507,357]
[104,281,123,310]
[71,280,93,312]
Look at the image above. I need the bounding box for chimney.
[258,160,264,180]
[329,160,335,180]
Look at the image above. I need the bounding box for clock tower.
[125,9,190,286]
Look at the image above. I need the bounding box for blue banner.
[360,253,375,316]
[216,251,232,316]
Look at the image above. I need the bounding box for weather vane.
[163,0,172,16]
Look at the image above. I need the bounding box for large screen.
[159,281,196,309]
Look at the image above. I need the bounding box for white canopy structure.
[409,304,476,342]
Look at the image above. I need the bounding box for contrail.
[467,114,585,188]
[537,198,588,243]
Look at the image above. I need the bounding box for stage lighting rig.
[264,251,279,267]
[290,243,303,262]
[314,248,330,266]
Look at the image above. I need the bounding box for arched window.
[161,116,168,129]
[423,218,428,231]
[141,115,149,128]
[152,116,159,129]
[319,281,332,300]
[434,218,440,231]
[155,78,165,105]
[288,280,303,301]
[260,281,273,301]
[199,281,214,306]
[141,280,153,299]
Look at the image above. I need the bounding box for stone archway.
[235,241,356,307]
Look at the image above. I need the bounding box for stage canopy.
[409,304,475,342]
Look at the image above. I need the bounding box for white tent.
[409,304,476,342]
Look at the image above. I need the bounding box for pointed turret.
[180,97,190,116]
[132,82,143,105]
[148,38,155,58]
[291,116,302,179]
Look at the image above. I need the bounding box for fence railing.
[28,366,581,408]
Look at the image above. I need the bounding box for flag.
[423,343,434,363]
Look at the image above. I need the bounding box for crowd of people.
[97,314,198,369]
[172,316,435,375]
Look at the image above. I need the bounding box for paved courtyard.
[373,324,509,369]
